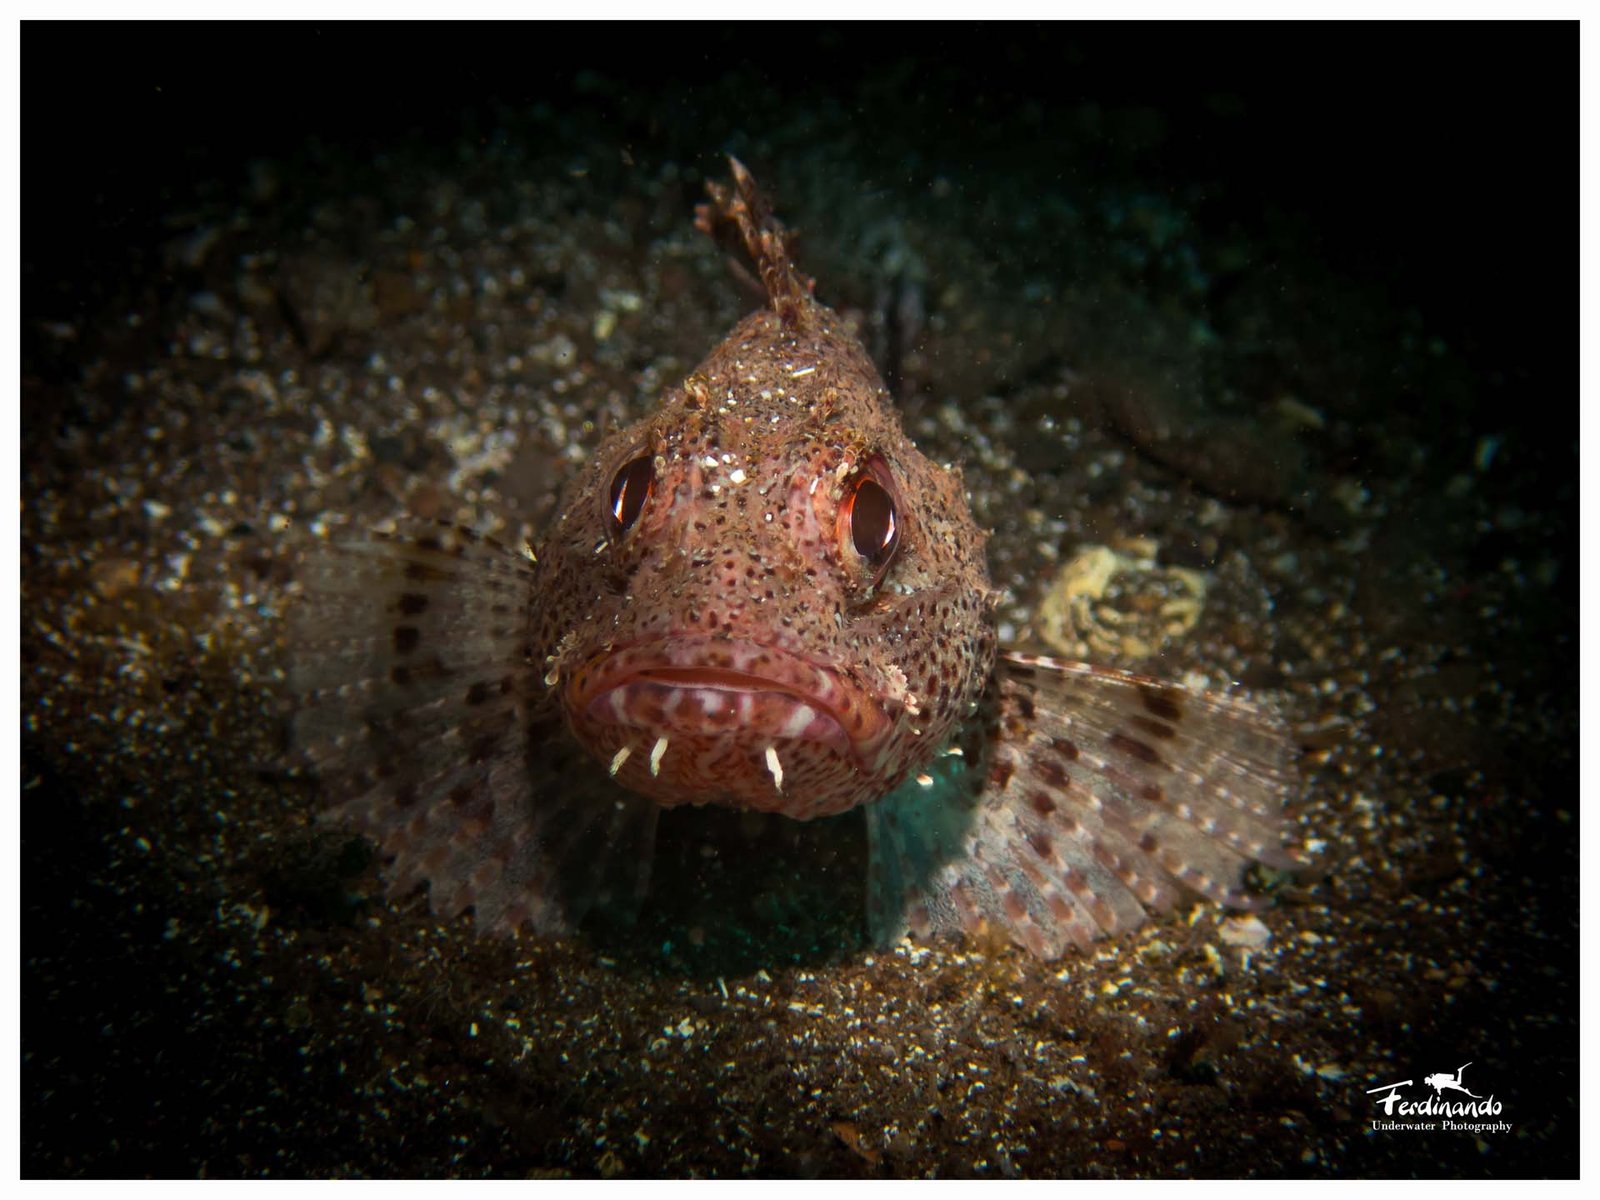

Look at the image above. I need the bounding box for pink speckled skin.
[535,166,996,818]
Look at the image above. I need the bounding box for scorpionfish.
[290,159,1300,960]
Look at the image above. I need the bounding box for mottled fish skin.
[288,159,1301,957]
[536,162,996,822]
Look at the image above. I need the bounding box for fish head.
[537,300,998,818]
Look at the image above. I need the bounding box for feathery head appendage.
[695,155,816,329]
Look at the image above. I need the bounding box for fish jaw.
[563,635,902,817]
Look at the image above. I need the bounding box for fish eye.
[607,454,654,537]
[840,457,902,579]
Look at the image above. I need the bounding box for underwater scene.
[20,26,1575,1178]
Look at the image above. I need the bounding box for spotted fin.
[866,652,1302,960]
[288,521,658,935]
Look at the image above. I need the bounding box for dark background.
[28,24,1569,410]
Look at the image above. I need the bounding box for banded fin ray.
[288,520,657,935]
[867,651,1301,960]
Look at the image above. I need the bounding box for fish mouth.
[566,636,892,761]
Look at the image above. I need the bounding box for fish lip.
[564,635,893,758]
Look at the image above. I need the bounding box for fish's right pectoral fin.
[288,520,658,937]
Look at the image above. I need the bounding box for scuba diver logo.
[1423,1063,1483,1100]
[1366,1062,1511,1134]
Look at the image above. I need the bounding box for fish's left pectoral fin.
[866,652,1305,961]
